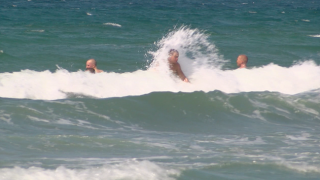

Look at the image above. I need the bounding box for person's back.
[236,54,248,68]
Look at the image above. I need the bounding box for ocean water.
[1,0,320,179]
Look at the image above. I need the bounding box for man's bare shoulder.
[95,69,104,73]
[170,62,181,69]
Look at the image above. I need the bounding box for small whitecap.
[27,116,50,123]
[249,11,257,13]
[309,34,320,37]
[302,19,310,22]
[31,30,45,33]
[281,11,285,13]
[286,134,309,140]
[12,5,17,7]
[103,23,122,27]
[86,12,92,16]
[0,112,11,124]
[242,3,248,4]
[0,50,3,53]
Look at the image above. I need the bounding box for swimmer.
[86,59,104,73]
[168,49,189,82]
[236,54,248,68]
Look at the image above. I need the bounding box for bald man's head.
[86,59,97,69]
[237,55,248,68]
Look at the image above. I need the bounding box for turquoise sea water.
[1,0,320,179]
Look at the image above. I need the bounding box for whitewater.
[0,28,319,100]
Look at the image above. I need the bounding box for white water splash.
[148,26,226,75]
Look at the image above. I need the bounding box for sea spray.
[148,26,226,75]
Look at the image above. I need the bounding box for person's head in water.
[86,59,97,69]
[168,49,179,64]
[237,54,248,68]
[86,68,95,74]
[86,58,103,73]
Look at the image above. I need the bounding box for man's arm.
[176,63,189,82]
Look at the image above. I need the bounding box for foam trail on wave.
[103,23,122,27]
[0,160,179,180]
[1,61,320,100]
[192,60,320,94]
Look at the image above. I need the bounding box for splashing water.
[148,26,226,75]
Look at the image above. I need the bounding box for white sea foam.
[213,136,266,145]
[56,119,73,125]
[309,34,320,37]
[18,105,43,114]
[0,160,180,180]
[279,161,320,173]
[1,27,320,100]
[286,133,310,141]
[0,111,12,124]
[31,29,45,33]
[27,115,50,123]
[86,12,92,16]
[103,23,122,27]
